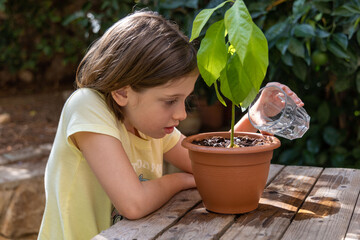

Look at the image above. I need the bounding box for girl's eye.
[165,99,177,105]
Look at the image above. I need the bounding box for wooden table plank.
[345,188,360,240]
[267,164,285,184]
[220,165,323,239]
[92,189,201,240]
[157,202,235,240]
[282,168,360,240]
[155,164,285,239]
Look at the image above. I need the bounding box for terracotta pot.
[181,132,281,214]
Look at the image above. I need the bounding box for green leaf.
[185,0,198,9]
[281,52,294,66]
[293,24,315,38]
[288,38,305,58]
[332,4,360,16]
[331,153,346,167]
[317,101,330,125]
[357,30,360,46]
[292,0,306,14]
[159,0,184,9]
[240,87,257,110]
[224,0,253,63]
[275,38,290,55]
[265,21,288,41]
[292,57,307,81]
[307,138,321,154]
[323,126,340,146]
[303,151,317,165]
[197,20,227,87]
[332,33,348,50]
[315,29,330,38]
[214,81,227,107]
[242,23,268,90]
[220,52,252,104]
[189,0,231,42]
[327,41,350,60]
[334,78,351,93]
[62,11,85,26]
[279,149,300,165]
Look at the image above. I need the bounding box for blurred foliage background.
[0,0,359,168]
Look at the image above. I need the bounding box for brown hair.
[76,10,198,121]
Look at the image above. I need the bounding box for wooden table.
[93,165,360,240]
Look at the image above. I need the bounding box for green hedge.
[245,0,360,168]
[1,0,359,168]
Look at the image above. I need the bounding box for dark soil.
[192,135,273,148]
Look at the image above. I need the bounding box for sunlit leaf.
[197,20,227,87]
[220,52,252,104]
[189,0,231,42]
[214,81,227,107]
[240,87,257,110]
[224,0,253,63]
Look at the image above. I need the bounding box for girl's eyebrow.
[163,91,194,98]
[162,94,184,98]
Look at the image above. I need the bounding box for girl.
[38,10,303,239]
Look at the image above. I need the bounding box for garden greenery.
[1,0,359,167]
[246,0,360,168]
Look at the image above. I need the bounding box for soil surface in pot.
[192,135,274,148]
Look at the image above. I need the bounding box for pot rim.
[181,131,281,154]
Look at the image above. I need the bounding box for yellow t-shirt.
[38,88,181,240]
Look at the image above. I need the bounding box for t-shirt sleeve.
[162,127,181,153]
[63,89,122,143]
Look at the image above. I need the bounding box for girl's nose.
[173,103,187,121]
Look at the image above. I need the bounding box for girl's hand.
[265,82,304,107]
[258,82,305,136]
[234,82,304,134]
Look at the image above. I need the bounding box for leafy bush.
[245,0,360,168]
[0,0,203,88]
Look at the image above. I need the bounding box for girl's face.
[122,70,199,139]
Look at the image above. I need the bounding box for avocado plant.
[190,0,269,147]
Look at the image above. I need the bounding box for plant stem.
[230,102,235,148]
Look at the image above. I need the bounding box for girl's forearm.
[116,172,195,220]
[233,113,258,133]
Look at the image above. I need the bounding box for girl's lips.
[164,126,175,134]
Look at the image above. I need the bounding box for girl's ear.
[111,87,129,106]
